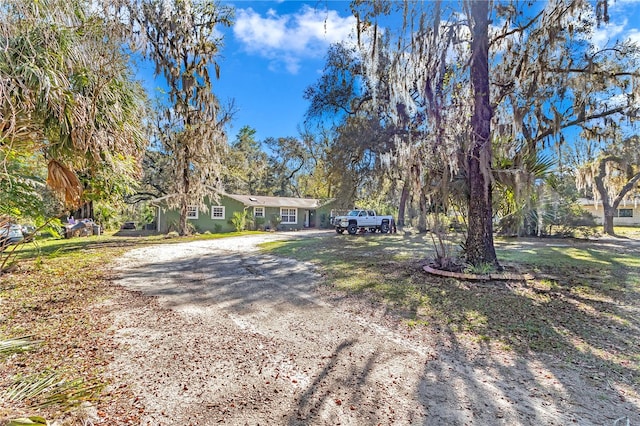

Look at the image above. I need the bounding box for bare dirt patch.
[102,232,639,425]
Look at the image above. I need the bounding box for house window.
[211,206,225,219]
[281,208,297,224]
[617,208,633,218]
[187,206,198,219]
[254,207,265,218]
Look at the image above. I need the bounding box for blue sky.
[215,1,357,142]
[140,0,640,144]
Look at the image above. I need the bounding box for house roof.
[149,192,332,210]
[225,193,330,209]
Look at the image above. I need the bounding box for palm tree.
[0,0,147,209]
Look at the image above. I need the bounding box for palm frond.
[0,337,43,356]
[527,151,556,180]
[6,416,49,425]
[3,371,103,411]
[46,159,82,206]
[4,373,59,403]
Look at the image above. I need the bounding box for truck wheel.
[380,221,390,234]
[336,228,344,234]
[347,223,358,235]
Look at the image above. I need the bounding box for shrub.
[270,214,282,230]
[230,210,249,232]
[253,216,266,231]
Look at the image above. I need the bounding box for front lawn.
[261,231,640,391]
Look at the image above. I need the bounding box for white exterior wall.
[582,199,640,226]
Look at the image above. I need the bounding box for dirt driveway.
[105,232,638,425]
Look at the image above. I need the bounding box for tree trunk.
[179,198,188,236]
[179,144,191,236]
[603,204,616,236]
[418,190,428,233]
[397,179,409,228]
[465,0,499,268]
[594,156,640,236]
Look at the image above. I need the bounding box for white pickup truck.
[334,209,395,235]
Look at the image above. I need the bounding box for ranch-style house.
[151,193,335,233]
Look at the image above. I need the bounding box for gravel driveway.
[105,232,639,425]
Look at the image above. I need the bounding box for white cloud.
[608,0,640,14]
[592,19,626,48]
[628,28,640,44]
[233,5,357,74]
[590,0,640,47]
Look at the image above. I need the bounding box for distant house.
[151,193,335,233]
[578,198,640,226]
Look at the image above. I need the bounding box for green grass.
[613,225,640,238]
[261,232,640,387]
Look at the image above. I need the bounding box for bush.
[544,205,598,237]
[230,210,249,232]
[253,216,266,231]
[270,214,282,230]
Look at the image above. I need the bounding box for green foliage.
[575,135,640,235]
[302,44,386,205]
[270,214,282,230]
[426,213,465,272]
[353,193,398,218]
[537,203,598,237]
[1,0,147,206]
[1,216,63,272]
[223,126,271,195]
[264,136,311,197]
[140,204,156,226]
[529,174,598,237]
[230,210,249,232]
[493,145,557,237]
[463,262,496,275]
[319,213,327,228]
[253,216,266,231]
[0,149,63,224]
[93,202,120,232]
[78,155,142,206]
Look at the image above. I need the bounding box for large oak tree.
[120,0,234,235]
[351,0,638,267]
[577,136,640,235]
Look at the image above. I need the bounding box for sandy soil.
[102,232,639,425]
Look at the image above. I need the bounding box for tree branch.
[545,68,639,78]
[490,9,544,47]
[532,105,627,145]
